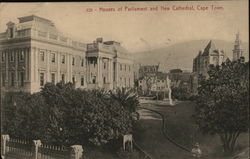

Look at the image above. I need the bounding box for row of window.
[1,51,25,62]
[37,31,85,48]
[120,64,131,71]
[39,51,85,66]
[17,29,30,38]
[40,73,84,87]
[1,72,25,87]
[119,77,131,87]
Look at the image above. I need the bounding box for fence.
[1,135,83,159]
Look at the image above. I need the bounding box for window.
[125,78,126,86]
[61,74,65,83]
[92,76,96,84]
[38,31,47,37]
[72,57,75,66]
[129,66,130,71]
[40,73,44,86]
[81,58,84,67]
[81,77,84,86]
[125,65,126,71]
[51,73,55,84]
[120,64,122,70]
[20,50,24,61]
[129,78,130,87]
[1,52,5,62]
[20,72,24,86]
[40,51,45,61]
[72,76,75,83]
[9,28,13,38]
[104,62,106,69]
[11,73,15,86]
[103,77,106,84]
[51,53,55,63]
[62,55,65,64]
[49,33,58,40]
[10,52,14,62]
[2,73,5,86]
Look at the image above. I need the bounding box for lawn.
[134,100,249,159]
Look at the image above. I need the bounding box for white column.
[1,135,10,156]
[46,50,50,82]
[5,50,8,83]
[30,47,35,82]
[116,62,119,88]
[70,145,83,159]
[15,49,18,86]
[69,54,72,82]
[98,57,102,87]
[57,52,61,83]
[33,140,42,159]
[109,59,113,89]
[34,48,38,83]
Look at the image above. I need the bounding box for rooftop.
[18,15,54,26]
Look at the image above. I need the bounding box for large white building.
[0,15,134,95]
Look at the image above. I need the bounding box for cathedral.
[193,40,226,76]
[193,32,244,76]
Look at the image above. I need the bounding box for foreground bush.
[2,82,135,147]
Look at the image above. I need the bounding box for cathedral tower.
[232,32,244,61]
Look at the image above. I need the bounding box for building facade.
[193,40,226,76]
[168,70,198,95]
[86,38,134,90]
[138,65,169,94]
[0,15,134,95]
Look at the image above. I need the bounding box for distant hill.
[133,39,249,72]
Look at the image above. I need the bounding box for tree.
[2,92,49,140]
[110,88,139,113]
[3,82,134,147]
[193,58,249,154]
[171,87,190,100]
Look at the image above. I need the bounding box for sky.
[0,1,248,53]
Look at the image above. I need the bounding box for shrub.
[2,82,134,147]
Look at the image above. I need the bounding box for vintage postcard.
[0,1,249,159]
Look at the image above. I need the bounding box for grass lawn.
[134,100,249,159]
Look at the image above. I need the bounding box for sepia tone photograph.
[0,1,249,159]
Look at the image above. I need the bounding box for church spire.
[232,31,243,61]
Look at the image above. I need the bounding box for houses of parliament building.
[0,15,134,94]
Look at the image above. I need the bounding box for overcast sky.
[0,1,248,52]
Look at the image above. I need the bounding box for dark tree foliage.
[171,87,190,100]
[109,88,139,113]
[2,92,48,140]
[194,58,249,154]
[2,82,135,147]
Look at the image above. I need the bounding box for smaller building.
[138,65,169,95]
[168,70,198,95]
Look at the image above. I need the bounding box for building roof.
[18,15,54,26]
[169,72,192,83]
[156,72,167,80]
[139,65,159,73]
[202,40,219,56]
